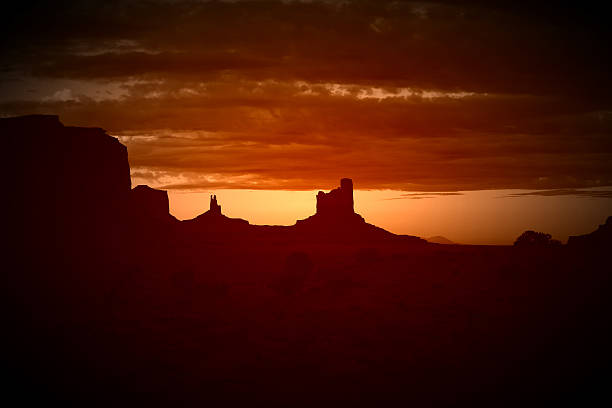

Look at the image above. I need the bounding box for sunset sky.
[2,1,611,243]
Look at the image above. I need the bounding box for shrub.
[514,230,561,247]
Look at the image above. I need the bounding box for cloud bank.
[1,1,611,191]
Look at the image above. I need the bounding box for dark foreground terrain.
[7,240,611,406]
[4,115,612,406]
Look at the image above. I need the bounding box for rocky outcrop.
[209,195,222,215]
[4,115,131,213]
[28,117,126,190]
[297,178,365,226]
[3,115,133,247]
[185,194,250,236]
[131,185,171,221]
[568,216,612,248]
[2,114,423,246]
[294,178,424,244]
[316,178,355,217]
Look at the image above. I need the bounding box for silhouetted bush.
[514,230,561,247]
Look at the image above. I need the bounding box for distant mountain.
[426,236,456,245]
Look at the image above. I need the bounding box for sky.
[1,1,611,243]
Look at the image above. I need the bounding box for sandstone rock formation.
[131,185,171,221]
[186,194,250,234]
[316,178,355,217]
[3,114,422,246]
[292,178,425,243]
[4,114,132,217]
[297,178,365,226]
[209,195,222,215]
[3,115,134,248]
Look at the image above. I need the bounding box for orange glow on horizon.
[168,188,612,245]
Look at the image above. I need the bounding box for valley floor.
[7,239,611,406]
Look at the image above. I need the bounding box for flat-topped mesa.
[3,114,131,223]
[209,194,222,215]
[316,178,355,217]
[131,185,170,221]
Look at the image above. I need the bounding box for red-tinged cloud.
[504,189,612,198]
[1,1,611,191]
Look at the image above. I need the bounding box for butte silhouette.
[3,114,611,406]
[3,114,425,247]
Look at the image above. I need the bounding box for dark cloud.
[1,79,611,191]
[1,1,611,191]
[3,1,611,94]
[385,192,465,200]
[504,189,612,199]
